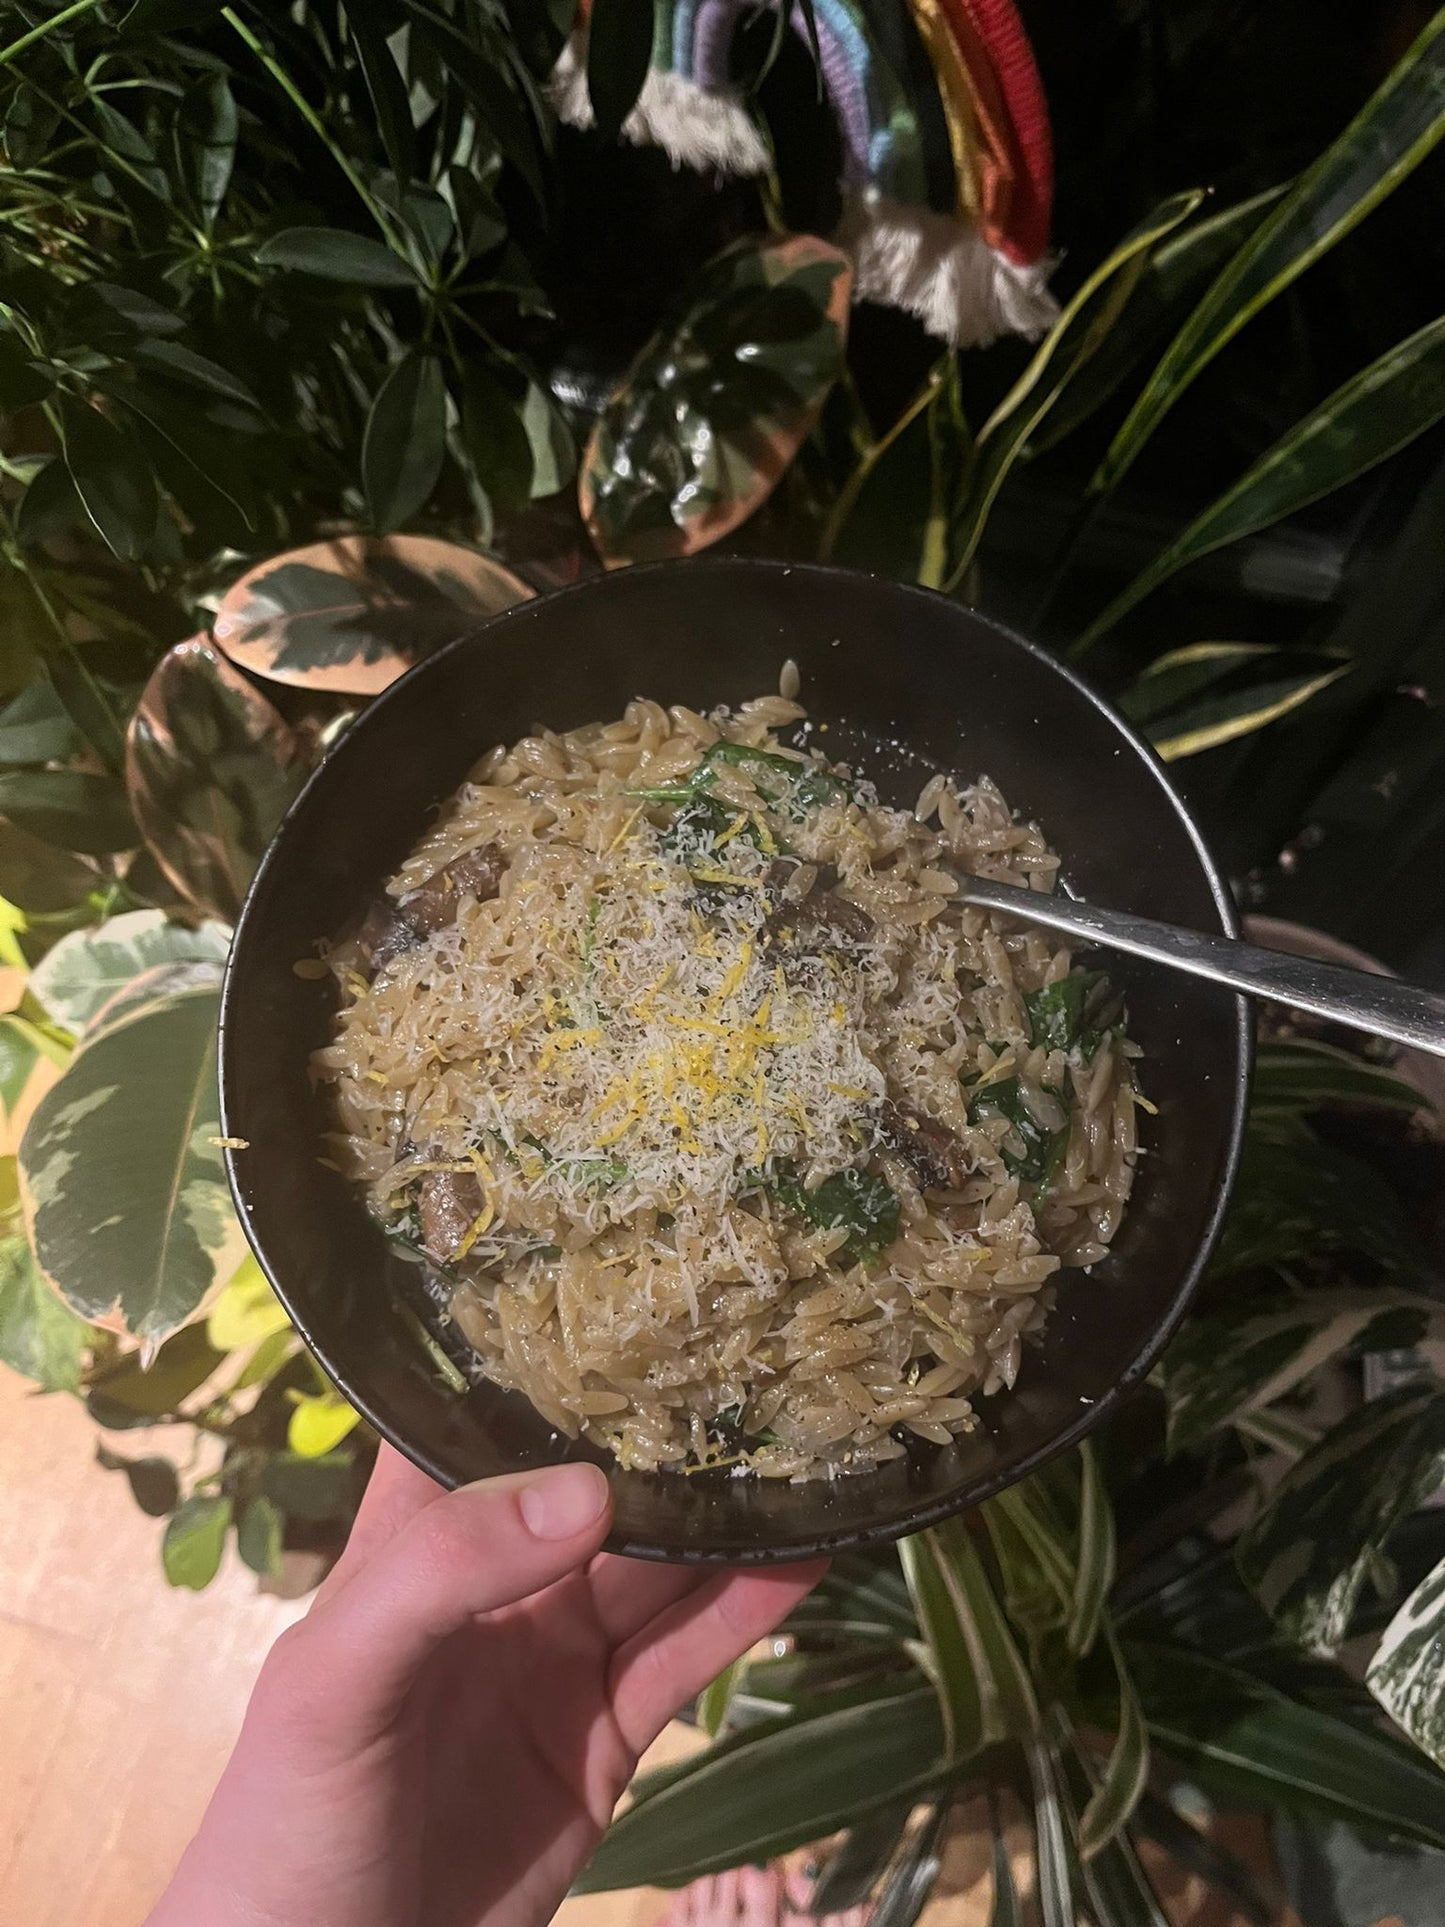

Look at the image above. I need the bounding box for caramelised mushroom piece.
[417,1167,484,1262]
[358,841,506,973]
[876,1096,970,1193]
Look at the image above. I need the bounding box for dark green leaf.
[1161,1285,1432,1458]
[968,1078,1069,1188]
[0,335,52,413]
[447,164,507,261]
[1070,1442,1115,1657]
[1126,1643,1445,1850]
[344,7,415,187]
[0,682,80,767]
[461,360,533,513]
[181,71,237,230]
[124,638,305,920]
[125,0,224,26]
[133,338,259,410]
[237,1493,285,1578]
[162,1494,231,1590]
[261,1449,358,1520]
[1081,316,1445,649]
[1212,1132,1424,1279]
[519,377,576,497]
[0,769,136,854]
[0,1230,91,1392]
[1119,643,1351,759]
[1251,1039,1424,1117]
[91,99,168,200]
[1239,1388,1445,1656]
[86,1321,226,1417]
[581,235,851,565]
[363,351,448,534]
[1093,14,1445,496]
[20,985,246,1338]
[59,398,157,562]
[1078,1629,1149,1859]
[586,0,655,142]
[256,227,419,286]
[573,1687,945,1890]
[15,459,83,548]
[899,1533,982,1762]
[769,1166,900,1266]
[1025,972,1123,1057]
[212,535,530,695]
[808,1801,914,1915]
[96,1443,181,1517]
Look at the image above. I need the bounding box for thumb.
[273,1461,612,1753]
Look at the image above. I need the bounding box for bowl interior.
[221,559,1248,1562]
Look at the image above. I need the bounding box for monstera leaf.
[211,536,532,695]
[18,976,246,1339]
[580,235,852,566]
[125,638,306,920]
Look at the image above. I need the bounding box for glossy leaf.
[163,1494,232,1590]
[944,192,1205,591]
[288,1389,361,1458]
[30,910,230,1033]
[207,1253,290,1352]
[0,769,136,855]
[1126,1643,1445,1849]
[237,1493,285,1578]
[1368,1555,1445,1770]
[0,1020,42,1123]
[0,1228,90,1391]
[262,1448,358,1521]
[180,71,236,230]
[363,351,449,534]
[212,536,531,696]
[125,638,305,920]
[256,227,419,286]
[0,683,80,766]
[19,981,247,1339]
[899,1531,982,1761]
[1092,13,1445,497]
[59,397,157,562]
[0,824,95,920]
[573,1686,945,1891]
[586,0,655,142]
[1080,315,1445,649]
[930,1519,1040,1743]
[1120,642,1351,761]
[1162,1279,1433,1459]
[132,338,259,411]
[96,1443,180,1517]
[344,6,415,188]
[1238,1387,1445,1657]
[580,235,852,566]
[1250,1038,1424,1116]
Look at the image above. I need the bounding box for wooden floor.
[0,1360,1329,1927]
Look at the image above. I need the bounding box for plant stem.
[0,0,104,68]
[222,8,402,250]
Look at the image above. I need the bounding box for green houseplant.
[3,3,1445,1918]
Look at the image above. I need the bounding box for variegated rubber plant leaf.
[580,234,853,567]
[29,909,231,1033]
[125,638,306,920]
[18,976,247,1339]
[212,536,533,695]
[1237,1386,1445,1657]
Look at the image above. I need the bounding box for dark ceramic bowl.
[220,559,1249,1563]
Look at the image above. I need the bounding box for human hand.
[148,1445,825,1927]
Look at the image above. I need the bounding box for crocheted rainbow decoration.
[551,0,1057,349]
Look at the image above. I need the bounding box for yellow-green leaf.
[207,1251,290,1351]
[287,1388,362,1457]
[162,1493,231,1590]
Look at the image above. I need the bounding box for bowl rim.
[219,556,1252,1558]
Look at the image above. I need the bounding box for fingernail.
[519,1463,610,1540]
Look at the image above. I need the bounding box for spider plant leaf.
[930,1518,1041,1743]
[586,0,655,142]
[363,349,448,534]
[985,1798,1022,1927]
[19,982,246,1339]
[580,235,852,566]
[1160,1284,1435,1458]
[943,191,1205,591]
[1070,1441,1115,1656]
[900,1531,983,1761]
[1237,1387,1445,1657]
[572,1684,946,1891]
[825,358,969,587]
[1125,1642,1445,1849]
[125,637,306,920]
[867,1798,950,1927]
[808,1799,914,1915]
[1368,1553,1445,1770]
[1092,12,1445,497]
[256,226,420,286]
[29,909,230,1034]
[213,536,531,696]
[0,1226,92,1392]
[1078,1628,1150,1860]
[162,1493,231,1590]
[1120,641,1351,760]
[1025,1741,1075,1927]
[1078,315,1445,650]
[1250,1038,1424,1116]
[696,1656,747,1739]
